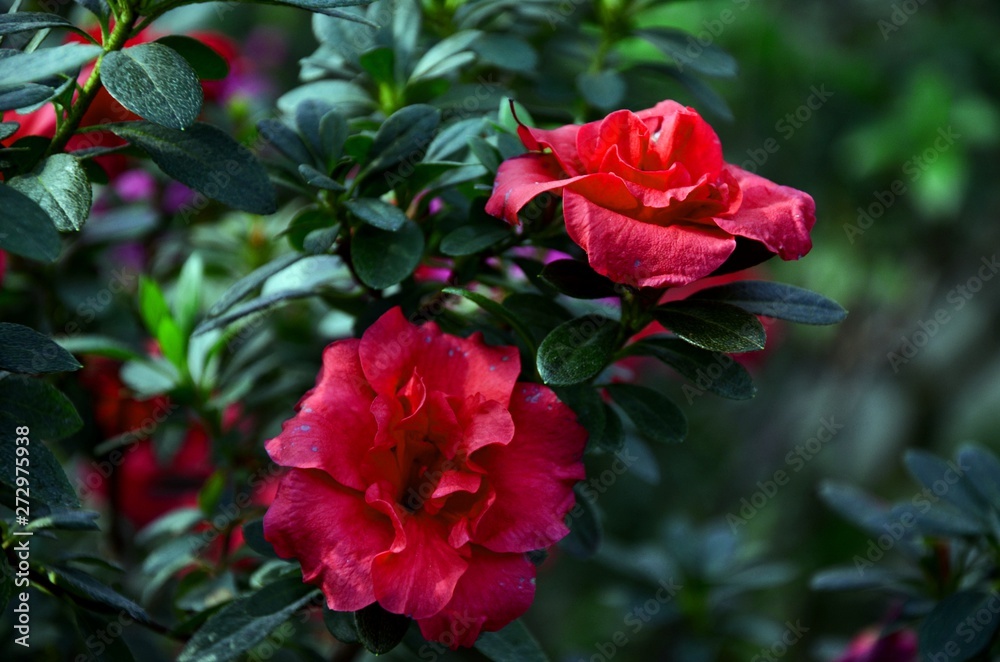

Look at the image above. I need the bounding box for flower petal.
[472,383,586,553]
[563,189,736,288]
[371,513,469,619]
[417,547,535,649]
[265,339,376,491]
[517,121,585,176]
[715,165,815,260]
[577,109,649,172]
[484,153,583,224]
[637,100,724,176]
[264,469,394,612]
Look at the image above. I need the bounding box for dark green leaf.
[665,65,732,121]
[195,288,317,336]
[344,198,407,231]
[475,619,549,662]
[445,288,539,354]
[576,70,626,110]
[0,374,83,439]
[262,0,378,23]
[920,591,999,662]
[294,100,333,159]
[888,502,982,537]
[351,220,424,289]
[73,608,138,662]
[468,135,500,173]
[368,104,440,171]
[439,216,510,256]
[0,83,59,112]
[102,44,202,129]
[155,36,229,80]
[0,406,80,510]
[623,337,756,400]
[318,110,348,165]
[536,315,621,386]
[605,383,687,444]
[0,12,74,36]
[0,122,18,140]
[0,323,81,373]
[652,301,765,353]
[0,43,101,87]
[242,519,280,559]
[905,449,989,522]
[555,385,622,453]
[0,556,14,614]
[8,154,92,232]
[207,253,304,318]
[637,28,738,78]
[298,164,345,190]
[49,566,151,624]
[109,122,277,215]
[817,482,893,537]
[691,280,847,325]
[353,602,410,655]
[411,30,480,81]
[178,576,319,662]
[539,259,619,299]
[26,509,100,531]
[75,0,110,19]
[286,207,337,251]
[258,118,313,166]
[560,484,602,559]
[959,444,1000,508]
[54,335,142,362]
[359,47,395,84]
[0,183,61,261]
[424,117,481,162]
[810,567,913,592]
[324,607,359,643]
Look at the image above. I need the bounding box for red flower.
[835,628,918,662]
[263,307,586,647]
[485,100,815,289]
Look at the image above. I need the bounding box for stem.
[42,6,137,160]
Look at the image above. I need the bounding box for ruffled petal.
[484,153,587,224]
[265,339,376,491]
[417,548,535,649]
[517,121,585,176]
[471,383,586,553]
[636,100,724,176]
[577,109,649,172]
[716,165,815,260]
[264,469,394,612]
[563,189,736,288]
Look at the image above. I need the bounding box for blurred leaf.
[653,301,765,353]
[155,36,229,80]
[72,609,137,662]
[439,214,510,256]
[888,502,983,537]
[445,287,538,354]
[0,183,61,261]
[102,44,203,130]
[920,591,999,661]
[259,118,314,166]
[0,12,74,36]
[178,577,319,662]
[360,47,395,85]
[691,281,847,325]
[0,43,100,87]
[0,375,83,440]
[810,567,915,592]
[324,607,359,643]
[577,70,626,110]
[367,104,440,171]
[637,28,738,78]
[555,385,622,453]
[242,519,281,559]
[207,253,304,317]
[345,197,407,231]
[174,252,205,337]
[351,220,424,288]
[623,337,755,400]
[905,449,989,522]
[818,482,892,536]
[475,619,549,662]
[287,208,338,251]
[605,383,687,445]
[959,444,1000,508]
[109,122,277,215]
[536,315,621,386]
[49,566,150,624]
[411,30,480,81]
[561,484,602,559]
[119,359,178,396]
[298,163,346,190]
[353,602,410,655]
[8,154,92,232]
[0,323,81,373]
[539,259,618,299]
[26,510,100,532]
[425,117,481,162]
[55,336,140,362]
[195,287,318,335]
[139,276,170,337]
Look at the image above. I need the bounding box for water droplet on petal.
[311,445,319,452]
[300,424,311,432]
[634,259,641,268]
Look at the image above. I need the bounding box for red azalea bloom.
[264,307,586,647]
[485,100,815,288]
[835,627,918,662]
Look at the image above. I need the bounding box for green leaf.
[108,122,277,215]
[242,519,280,559]
[8,154,92,232]
[810,567,912,592]
[294,100,333,159]
[258,118,313,166]
[54,335,142,362]
[637,28,738,78]
[207,253,304,318]
[261,0,378,22]
[410,30,480,81]
[576,70,626,110]
[299,164,345,191]
[439,215,510,256]
[323,607,359,644]
[0,323,81,374]
[539,259,618,299]
[0,83,59,112]
[0,43,101,87]
[49,566,150,624]
[368,104,440,171]
[353,602,410,655]
[178,576,319,662]
[286,208,337,251]
[817,482,891,535]
[560,484,602,558]
[475,619,549,662]
[26,509,100,532]
[139,276,171,334]
[536,315,622,386]
[652,301,765,353]
[605,383,687,444]
[359,47,395,85]
[623,338,756,400]
[920,591,999,661]
[0,122,18,140]
[959,444,1000,507]
[72,609,137,662]
[690,280,847,325]
[0,13,74,36]
[0,374,83,440]
[351,220,424,289]
[154,36,229,80]
[425,117,481,162]
[555,385,622,453]
[0,183,61,261]
[445,287,538,355]
[119,359,178,397]
[174,252,205,337]
[102,44,203,130]
[666,65,733,121]
[344,198,407,231]
[318,109,348,165]
[905,450,989,522]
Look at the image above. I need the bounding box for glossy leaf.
[8,154,92,232]
[653,301,765,353]
[0,323,82,374]
[536,315,621,386]
[351,220,424,288]
[691,280,847,325]
[102,44,203,129]
[0,184,61,261]
[605,383,687,444]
